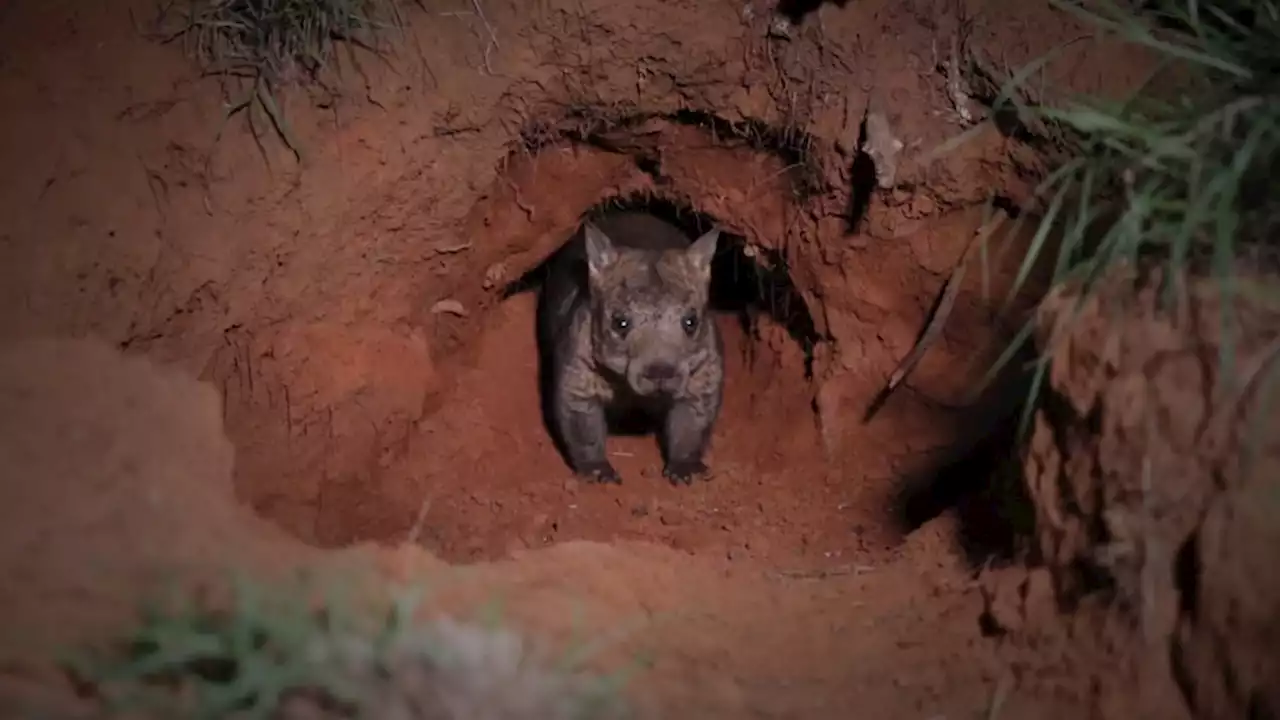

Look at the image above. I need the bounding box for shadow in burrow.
[846,113,881,233]
[774,0,853,25]
[884,335,1044,570]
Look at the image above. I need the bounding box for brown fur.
[537,211,724,485]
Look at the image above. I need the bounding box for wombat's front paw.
[576,460,622,484]
[663,459,709,485]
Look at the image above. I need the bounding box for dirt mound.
[0,341,1084,720]
[1023,267,1280,719]
[0,337,316,715]
[0,337,309,665]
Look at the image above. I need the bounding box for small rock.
[430,298,467,317]
[482,262,506,289]
[767,16,792,39]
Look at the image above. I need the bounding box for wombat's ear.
[583,221,617,280]
[687,227,720,280]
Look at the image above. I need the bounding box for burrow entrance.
[209,111,1033,566]
[502,192,823,377]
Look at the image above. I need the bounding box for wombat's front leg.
[661,399,716,485]
[555,396,621,484]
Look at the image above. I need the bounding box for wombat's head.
[583,220,721,397]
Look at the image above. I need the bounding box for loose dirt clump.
[1020,266,1280,719]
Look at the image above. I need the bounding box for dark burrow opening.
[501,192,824,458]
[774,0,852,25]
[504,193,823,376]
[888,335,1044,568]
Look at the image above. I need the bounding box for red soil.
[3,0,1250,718]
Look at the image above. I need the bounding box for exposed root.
[864,204,1010,421]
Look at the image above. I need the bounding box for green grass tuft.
[149,0,417,161]
[65,571,634,719]
[959,0,1280,434]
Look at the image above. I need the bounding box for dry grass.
[147,0,418,160]
[64,572,636,720]
[941,0,1280,434]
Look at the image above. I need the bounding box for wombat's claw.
[663,460,709,485]
[577,461,622,484]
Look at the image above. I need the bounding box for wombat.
[537,211,724,485]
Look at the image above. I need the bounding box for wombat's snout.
[629,360,684,396]
[642,362,678,381]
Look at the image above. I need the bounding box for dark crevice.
[891,406,1034,568]
[1248,692,1276,720]
[890,341,1041,568]
[960,63,1047,146]
[634,154,662,178]
[1169,530,1203,720]
[774,0,851,25]
[846,112,878,232]
[1037,386,1116,597]
[1174,531,1201,619]
[992,194,1023,219]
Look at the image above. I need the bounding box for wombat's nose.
[642,362,678,381]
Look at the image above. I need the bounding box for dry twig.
[864,206,1010,421]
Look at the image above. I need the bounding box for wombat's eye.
[611,313,631,335]
[681,312,699,335]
